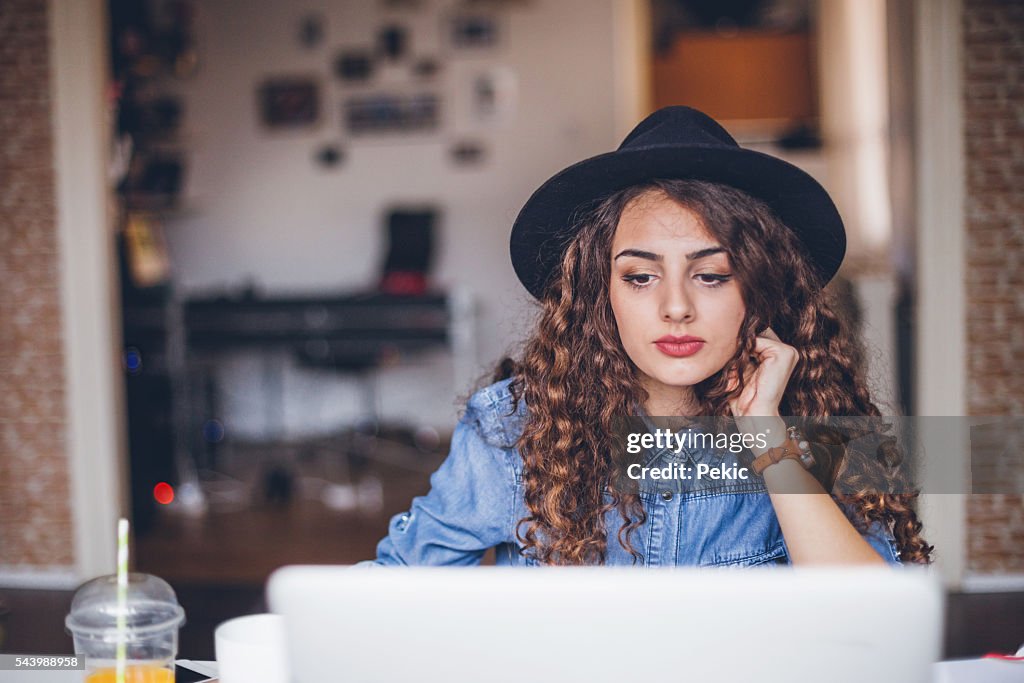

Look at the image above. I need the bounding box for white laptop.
[267,565,942,683]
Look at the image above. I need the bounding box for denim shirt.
[362,378,902,567]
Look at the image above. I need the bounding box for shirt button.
[661,491,673,501]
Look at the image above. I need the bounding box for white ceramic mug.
[214,613,290,683]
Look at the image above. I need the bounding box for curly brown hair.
[504,178,933,566]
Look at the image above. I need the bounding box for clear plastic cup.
[65,573,186,683]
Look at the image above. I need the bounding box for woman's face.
[609,191,746,412]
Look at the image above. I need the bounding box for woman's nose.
[659,282,695,323]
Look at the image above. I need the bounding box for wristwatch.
[751,426,816,475]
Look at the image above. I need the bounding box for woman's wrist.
[735,414,786,456]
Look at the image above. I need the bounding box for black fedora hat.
[509,106,846,299]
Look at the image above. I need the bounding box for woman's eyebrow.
[613,246,726,262]
[613,248,661,262]
[686,246,727,261]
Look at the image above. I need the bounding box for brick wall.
[963,0,1024,574]
[0,0,75,569]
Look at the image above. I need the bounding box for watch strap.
[751,437,815,475]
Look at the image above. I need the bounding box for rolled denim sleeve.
[358,409,517,566]
[860,519,903,565]
[817,500,903,566]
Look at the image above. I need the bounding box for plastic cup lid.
[65,573,185,639]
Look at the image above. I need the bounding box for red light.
[153,482,174,505]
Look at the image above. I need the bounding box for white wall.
[163,0,627,433]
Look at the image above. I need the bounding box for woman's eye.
[622,273,654,288]
[695,273,732,287]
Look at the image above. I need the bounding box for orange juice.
[85,664,174,683]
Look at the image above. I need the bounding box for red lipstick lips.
[654,335,705,358]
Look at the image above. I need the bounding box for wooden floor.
[134,436,448,583]
[134,476,427,584]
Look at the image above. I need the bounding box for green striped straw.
[116,518,129,683]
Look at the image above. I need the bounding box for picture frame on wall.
[448,13,500,49]
[298,13,325,48]
[334,50,375,83]
[344,93,440,135]
[378,24,410,60]
[449,140,486,166]
[258,77,320,129]
[470,66,517,122]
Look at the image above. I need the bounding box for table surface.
[0,657,1018,682]
[175,658,1024,683]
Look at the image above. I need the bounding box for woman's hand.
[726,328,799,418]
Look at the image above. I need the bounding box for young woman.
[361,106,932,567]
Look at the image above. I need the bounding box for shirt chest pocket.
[675,490,789,567]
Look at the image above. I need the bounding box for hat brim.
[510,143,846,299]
